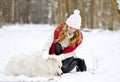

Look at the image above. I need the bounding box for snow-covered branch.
[91,55,101,74]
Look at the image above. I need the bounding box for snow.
[117,0,120,10]
[0,24,120,82]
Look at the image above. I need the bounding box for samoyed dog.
[5,52,63,77]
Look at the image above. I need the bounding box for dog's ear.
[51,58,57,62]
[47,56,58,63]
[48,55,62,63]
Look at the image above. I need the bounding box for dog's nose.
[61,72,63,75]
[57,72,63,76]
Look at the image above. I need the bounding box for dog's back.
[5,53,63,77]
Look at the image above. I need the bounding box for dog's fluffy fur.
[5,52,63,77]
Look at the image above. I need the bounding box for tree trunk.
[0,0,3,27]
[90,0,94,29]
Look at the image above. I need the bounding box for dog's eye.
[58,66,61,68]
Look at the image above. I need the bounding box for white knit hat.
[66,10,81,29]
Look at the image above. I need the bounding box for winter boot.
[75,58,87,72]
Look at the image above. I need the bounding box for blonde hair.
[55,24,82,47]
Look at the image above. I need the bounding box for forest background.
[0,0,120,30]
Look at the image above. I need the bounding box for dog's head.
[47,55,63,76]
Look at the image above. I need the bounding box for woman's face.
[67,26,77,34]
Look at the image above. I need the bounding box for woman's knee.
[61,58,78,73]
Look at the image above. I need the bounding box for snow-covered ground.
[0,24,120,82]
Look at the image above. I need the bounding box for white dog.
[5,52,63,77]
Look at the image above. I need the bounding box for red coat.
[49,22,83,55]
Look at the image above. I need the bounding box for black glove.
[54,43,62,55]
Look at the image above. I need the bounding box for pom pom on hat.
[74,10,80,14]
[66,9,81,29]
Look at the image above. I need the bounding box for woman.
[42,10,87,73]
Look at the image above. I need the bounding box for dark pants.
[54,43,87,73]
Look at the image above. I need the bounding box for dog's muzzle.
[57,72,63,76]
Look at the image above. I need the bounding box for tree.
[0,0,3,27]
